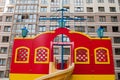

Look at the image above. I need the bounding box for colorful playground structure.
[10,27,115,80]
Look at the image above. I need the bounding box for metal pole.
[61,0,64,69]
[61,34,64,69]
[61,9,64,28]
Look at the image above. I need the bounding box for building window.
[4,26,11,32]
[38,26,46,32]
[87,7,93,12]
[6,57,11,69]
[6,16,12,22]
[51,0,55,2]
[0,71,4,78]
[0,8,3,12]
[49,26,58,31]
[118,0,120,6]
[2,36,9,42]
[40,7,47,12]
[87,16,94,22]
[27,24,35,33]
[74,16,84,22]
[0,0,6,3]
[88,26,95,32]
[111,16,118,22]
[0,59,6,66]
[114,37,120,43]
[65,26,70,29]
[74,7,84,12]
[0,7,2,11]
[39,16,46,21]
[112,26,119,32]
[86,0,93,3]
[98,0,104,3]
[99,16,106,22]
[115,48,120,55]
[41,0,47,4]
[51,0,60,6]
[75,26,85,32]
[16,5,37,13]
[0,47,8,54]
[22,14,28,19]
[5,70,9,78]
[118,73,120,80]
[74,0,83,6]
[108,0,115,3]
[63,0,69,5]
[102,26,107,32]
[116,60,120,67]
[0,16,2,22]
[10,0,15,4]
[7,7,14,12]
[98,7,105,12]
[16,0,38,4]
[63,7,70,12]
[110,7,116,12]
[50,7,59,12]
[15,14,21,22]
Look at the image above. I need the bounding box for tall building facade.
[0,0,14,79]
[0,0,120,80]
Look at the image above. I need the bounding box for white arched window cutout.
[53,34,70,42]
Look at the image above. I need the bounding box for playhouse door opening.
[53,44,71,70]
[53,34,73,70]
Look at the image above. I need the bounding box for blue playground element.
[97,26,104,38]
[21,27,29,38]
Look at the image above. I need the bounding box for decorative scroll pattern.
[15,47,29,63]
[75,47,89,64]
[35,47,49,63]
[95,47,110,64]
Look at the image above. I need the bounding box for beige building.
[0,0,120,80]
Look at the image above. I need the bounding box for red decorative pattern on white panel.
[36,48,48,62]
[96,49,108,62]
[17,48,28,61]
[76,49,88,62]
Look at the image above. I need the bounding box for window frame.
[14,46,30,63]
[110,7,116,12]
[34,47,49,64]
[87,7,93,12]
[94,47,110,64]
[116,60,120,67]
[2,36,9,42]
[75,47,90,64]
[98,7,105,12]
[114,37,120,43]
[112,26,119,32]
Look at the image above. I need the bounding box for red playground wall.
[10,28,115,80]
